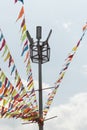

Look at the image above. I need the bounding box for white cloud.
[0,118,38,130]
[0,83,87,130]
[0,93,87,129]
[46,92,87,130]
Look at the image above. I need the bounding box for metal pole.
[26,27,51,130]
[38,44,43,130]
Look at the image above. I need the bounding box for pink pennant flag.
[15,0,17,3]
[15,0,24,4]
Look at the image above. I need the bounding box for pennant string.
[0,30,37,107]
[0,12,38,120]
[43,29,87,118]
[15,1,38,116]
[0,68,39,119]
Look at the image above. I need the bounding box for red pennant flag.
[0,39,6,51]
[15,0,24,4]
[21,18,25,28]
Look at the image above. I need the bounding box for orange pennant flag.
[83,23,87,31]
[24,51,30,63]
[16,6,24,21]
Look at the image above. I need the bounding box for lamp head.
[36,26,42,40]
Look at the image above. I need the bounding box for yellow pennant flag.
[2,45,8,57]
[28,81,34,90]
[22,24,26,34]
[21,32,27,42]
[4,52,10,62]
[1,74,6,83]
[72,46,77,51]
[20,89,26,97]
[3,99,8,106]
[26,64,31,74]
[12,89,17,97]
[0,72,4,79]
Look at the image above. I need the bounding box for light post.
[26,26,52,130]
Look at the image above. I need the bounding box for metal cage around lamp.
[30,40,50,64]
[26,26,52,64]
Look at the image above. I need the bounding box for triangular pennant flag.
[21,18,25,28]
[3,99,8,106]
[0,72,4,79]
[72,46,77,51]
[0,39,6,51]
[8,84,14,94]
[6,81,10,88]
[23,39,28,49]
[16,77,21,87]
[16,6,24,21]
[0,33,3,41]
[22,24,26,34]
[15,0,17,3]
[0,84,5,97]
[83,23,87,31]
[24,51,30,63]
[2,45,8,57]
[21,32,27,42]
[4,52,10,62]
[11,64,16,75]
[1,74,6,83]
[14,69,18,81]
[43,28,87,119]
[0,81,2,87]
[4,77,8,86]
[12,89,17,97]
[26,63,31,74]
[21,44,28,56]
[15,0,24,4]
[8,55,14,67]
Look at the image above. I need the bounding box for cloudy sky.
[0,0,87,130]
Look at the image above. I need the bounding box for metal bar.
[26,30,34,44]
[46,29,52,42]
[44,116,57,121]
[26,86,55,93]
[22,116,57,125]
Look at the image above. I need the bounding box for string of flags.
[0,29,28,98]
[0,0,87,124]
[0,29,39,121]
[15,0,36,102]
[0,0,38,122]
[15,0,38,116]
[0,68,39,120]
[43,26,87,118]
